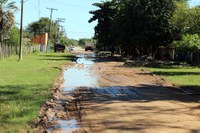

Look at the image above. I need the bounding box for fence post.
[0,45,2,59]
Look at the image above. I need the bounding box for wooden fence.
[0,44,40,59]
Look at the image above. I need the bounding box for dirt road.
[36,50,200,133]
[74,52,200,133]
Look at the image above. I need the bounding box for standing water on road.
[63,54,98,92]
[48,54,98,132]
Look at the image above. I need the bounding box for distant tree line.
[89,0,200,61]
[25,17,79,47]
[78,38,96,47]
[172,1,200,62]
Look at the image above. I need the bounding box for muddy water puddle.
[48,54,98,132]
[48,119,80,133]
[47,53,142,132]
[64,54,98,92]
[91,86,141,98]
[63,67,98,92]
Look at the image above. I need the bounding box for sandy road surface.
[74,55,200,133]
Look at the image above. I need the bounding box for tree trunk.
[190,52,193,63]
[172,49,175,60]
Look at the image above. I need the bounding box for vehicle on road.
[85,45,93,51]
[54,44,65,53]
[68,45,74,52]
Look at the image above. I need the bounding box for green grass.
[0,52,74,131]
[146,66,200,91]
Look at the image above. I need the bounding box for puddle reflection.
[64,54,98,92]
[49,119,80,133]
[63,67,98,91]
[76,58,94,65]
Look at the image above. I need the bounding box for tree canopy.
[26,17,53,37]
[89,0,176,56]
[26,17,66,45]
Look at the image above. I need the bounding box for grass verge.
[0,52,73,131]
[146,66,200,93]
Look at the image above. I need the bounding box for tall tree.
[90,0,175,56]
[0,0,18,45]
[186,7,200,35]
[26,17,58,44]
[172,1,200,37]
[89,1,117,50]
[26,17,52,36]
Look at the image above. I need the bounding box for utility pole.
[56,18,65,43]
[46,7,57,52]
[38,0,40,19]
[19,0,24,61]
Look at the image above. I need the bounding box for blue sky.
[9,0,100,39]
[8,0,200,40]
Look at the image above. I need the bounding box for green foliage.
[89,1,116,50]
[172,2,200,36]
[0,1,18,31]
[187,7,200,35]
[78,38,95,47]
[26,17,52,36]
[0,0,18,44]
[89,0,176,54]
[0,0,8,4]
[170,1,200,63]
[64,38,78,46]
[171,1,188,32]
[26,17,72,47]
[26,17,60,45]
[7,26,20,46]
[59,34,68,45]
[173,34,200,51]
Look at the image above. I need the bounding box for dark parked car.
[85,45,93,51]
[54,44,65,53]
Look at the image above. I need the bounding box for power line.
[55,18,65,43]
[46,7,57,52]
[56,18,66,23]
[48,0,91,9]
[65,21,91,27]
[67,31,94,35]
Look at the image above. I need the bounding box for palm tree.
[0,0,18,45]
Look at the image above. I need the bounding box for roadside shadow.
[39,54,75,61]
[137,71,200,94]
[94,56,124,63]
[76,85,200,132]
[181,85,200,94]
[149,71,200,76]
[78,85,199,103]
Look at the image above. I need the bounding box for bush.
[173,34,200,52]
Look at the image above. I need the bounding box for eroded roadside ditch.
[35,53,97,132]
